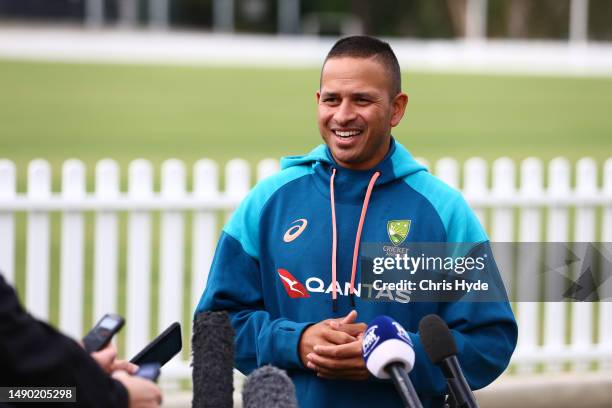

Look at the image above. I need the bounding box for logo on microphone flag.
[277,268,310,298]
[362,325,381,358]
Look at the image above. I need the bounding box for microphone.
[419,314,479,408]
[191,311,235,408]
[362,315,423,408]
[242,365,298,408]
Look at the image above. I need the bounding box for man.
[197,36,517,407]
[0,274,162,408]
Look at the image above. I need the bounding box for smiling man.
[196,36,517,408]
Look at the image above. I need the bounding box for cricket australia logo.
[387,220,411,246]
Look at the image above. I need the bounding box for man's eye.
[323,98,338,104]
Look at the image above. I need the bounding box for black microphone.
[242,365,298,408]
[419,314,479,408]
[191,311,235,408]
[362,315,424,408]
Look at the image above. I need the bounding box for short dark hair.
[322,35,402,96]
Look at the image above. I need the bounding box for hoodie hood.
[280,137,428,310]
[280,138,426,186]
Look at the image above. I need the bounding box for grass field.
[1,58,611,191]
[1,59,611,359]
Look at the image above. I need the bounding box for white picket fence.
[0,156,611,379]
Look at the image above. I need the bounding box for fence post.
[544,157,571,372]
[126,159,154,358]
[516,158,543,373]
[93,160,120,321]
[257,159,280,181]
[225,159,250,222]
[435,158,459,189]
[464,157,487,227]
[601,159,612,369]
[26,160,51,320]
[572,158,597,370]
[192,160,219,310]
[59,160,86,338]
[0,160,16,283]
[159,159,186,334]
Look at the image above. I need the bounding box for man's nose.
[333,100,357,125]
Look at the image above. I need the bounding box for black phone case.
[130,322,182,367]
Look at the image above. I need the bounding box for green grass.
[1,59,611,192]
[1,58,611,362]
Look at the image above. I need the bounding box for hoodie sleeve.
[196,232,311,373]
[195,168,314,374]
[407,192,518,396]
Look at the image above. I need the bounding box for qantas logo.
[283,218,308,243]
[277,269,310,298]
[276,273,411,303]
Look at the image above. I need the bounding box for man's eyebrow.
[352,92,377,99]
[320,91,339,98]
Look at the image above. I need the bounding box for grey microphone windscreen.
[242,365,298,408]
[192,311,235,408]
[419,314,457,364]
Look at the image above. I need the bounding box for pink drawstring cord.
[330,168,339,312]
[349,171,380,306]
[329,169,380,312]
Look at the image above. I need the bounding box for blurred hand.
[90,343,138,375]
[113,370,162,408]
[300,310,369,380]
[90,343,118,374]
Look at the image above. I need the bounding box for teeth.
[335,130,361,137]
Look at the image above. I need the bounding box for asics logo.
[283,218,308,243]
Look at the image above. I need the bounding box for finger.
[328,310,358,330]
[306,353,366,371]
[111,370,129,380]
[112,360,139,374]
[91,347,117,369]
[329,322,367,337]
[321,328,356,344]
[340,310,358,324]
[313,341,362,359]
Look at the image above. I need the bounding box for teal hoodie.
[197,139,517,407]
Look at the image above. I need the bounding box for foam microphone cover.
[362,315,415,379]
[192,311,235,408]
[418,314,457,364]
[242,365,298,408]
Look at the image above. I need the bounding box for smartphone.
[130,322,182,367]
[135,363,162,382]
[83,313,125,353]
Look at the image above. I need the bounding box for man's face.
[317,56,408,170]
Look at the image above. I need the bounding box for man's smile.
[333,129,363,138]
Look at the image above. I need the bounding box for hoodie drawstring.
[330,168,339,312]
[329,168,380,312]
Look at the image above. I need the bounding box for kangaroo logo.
[277,269,310,298]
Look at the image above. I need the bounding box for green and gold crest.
[387,220,411,246]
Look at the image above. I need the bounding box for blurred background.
[1,0,611,182]
[1,2,612,407]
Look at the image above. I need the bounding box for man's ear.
[390,92,408,127]
[316,90,321,104]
